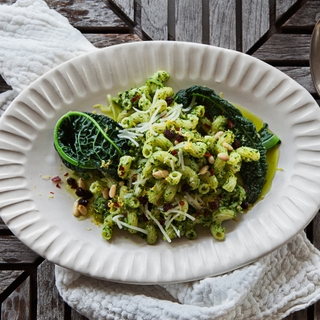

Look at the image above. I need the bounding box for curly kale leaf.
[175,85,269,204]
[54,111,131,179]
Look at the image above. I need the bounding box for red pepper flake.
[171,150,178,155]
[56,184,61,189]
[119,166,124,171]
[227,119,234,129]
[205,153,211,157]
[204,123,211,129]
[51,176,61,182]
[209,168,214,176]
[131,94,141,103]
[114,203,120,208]
[179,200,185,206]
[176,127,180,131]
[50,191,54,194]
[64,172,69,177]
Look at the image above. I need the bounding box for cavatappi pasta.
[72,70,262,244]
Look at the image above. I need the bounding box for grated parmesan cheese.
[112,214,148,234]
[178,148,185,170]
[145,204,172,243]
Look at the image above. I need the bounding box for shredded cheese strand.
[145,204,171,243]
[182,95,196,112]
[160,103,182,122]
[112,214,125,229]
[165,209,196,221]
[112,214,148,235]
[171,224,181,238]
[185,193,204,209]
[178,148,185,170]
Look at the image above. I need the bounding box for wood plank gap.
[168,0,175,40]
[305,223,314,242]
[0,257,44,272]
[0,271,29,303]
[29,264,37,320]
[202,0,209,44]
[0,264,38,271]
[307,298,315,320]
[76,26,130,34]
[311,94,320,102]
[64,302,72,320]
[281,26,315,33]
[264,60,309,66]
[236,0,243,51]
[0,229,13,236]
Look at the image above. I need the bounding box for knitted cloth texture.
[1,1,320,319]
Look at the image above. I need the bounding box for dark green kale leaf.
[175,85,275,204]
[53,111,131,179]
[258,123,281,150]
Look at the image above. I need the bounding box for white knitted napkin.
[2,1,320,319]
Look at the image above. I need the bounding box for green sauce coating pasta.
[69,70,270,244]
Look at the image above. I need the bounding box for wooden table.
[0,0,319,319]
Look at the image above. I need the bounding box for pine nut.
[217,153,230,161]
[223,142,233,151]
[78,204,87,216]
[208,155,215,164]
[152,170,169,179]
[77,177,86,189]
[72,200,81,217]
[102,188,109,200]
[198,165,209,175]
[214,131,224,139]
[109,184,117,198]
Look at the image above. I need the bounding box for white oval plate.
[1,41,320,284]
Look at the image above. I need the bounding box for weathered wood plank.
[0,236,39,264]
[242,0,270,52]
[46,0,128,29]
[37,260,65,319]
[276,0,299,19]
[1,277,30,320]
[252,34,310,62]
[276,66,316,94]
[0,270,23,295]
[175,0,202,43]
[110,0,135,22]
[141,0,168,40]
[209,0,236,50]
[283,0,320,30]
[83,33,142,48]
